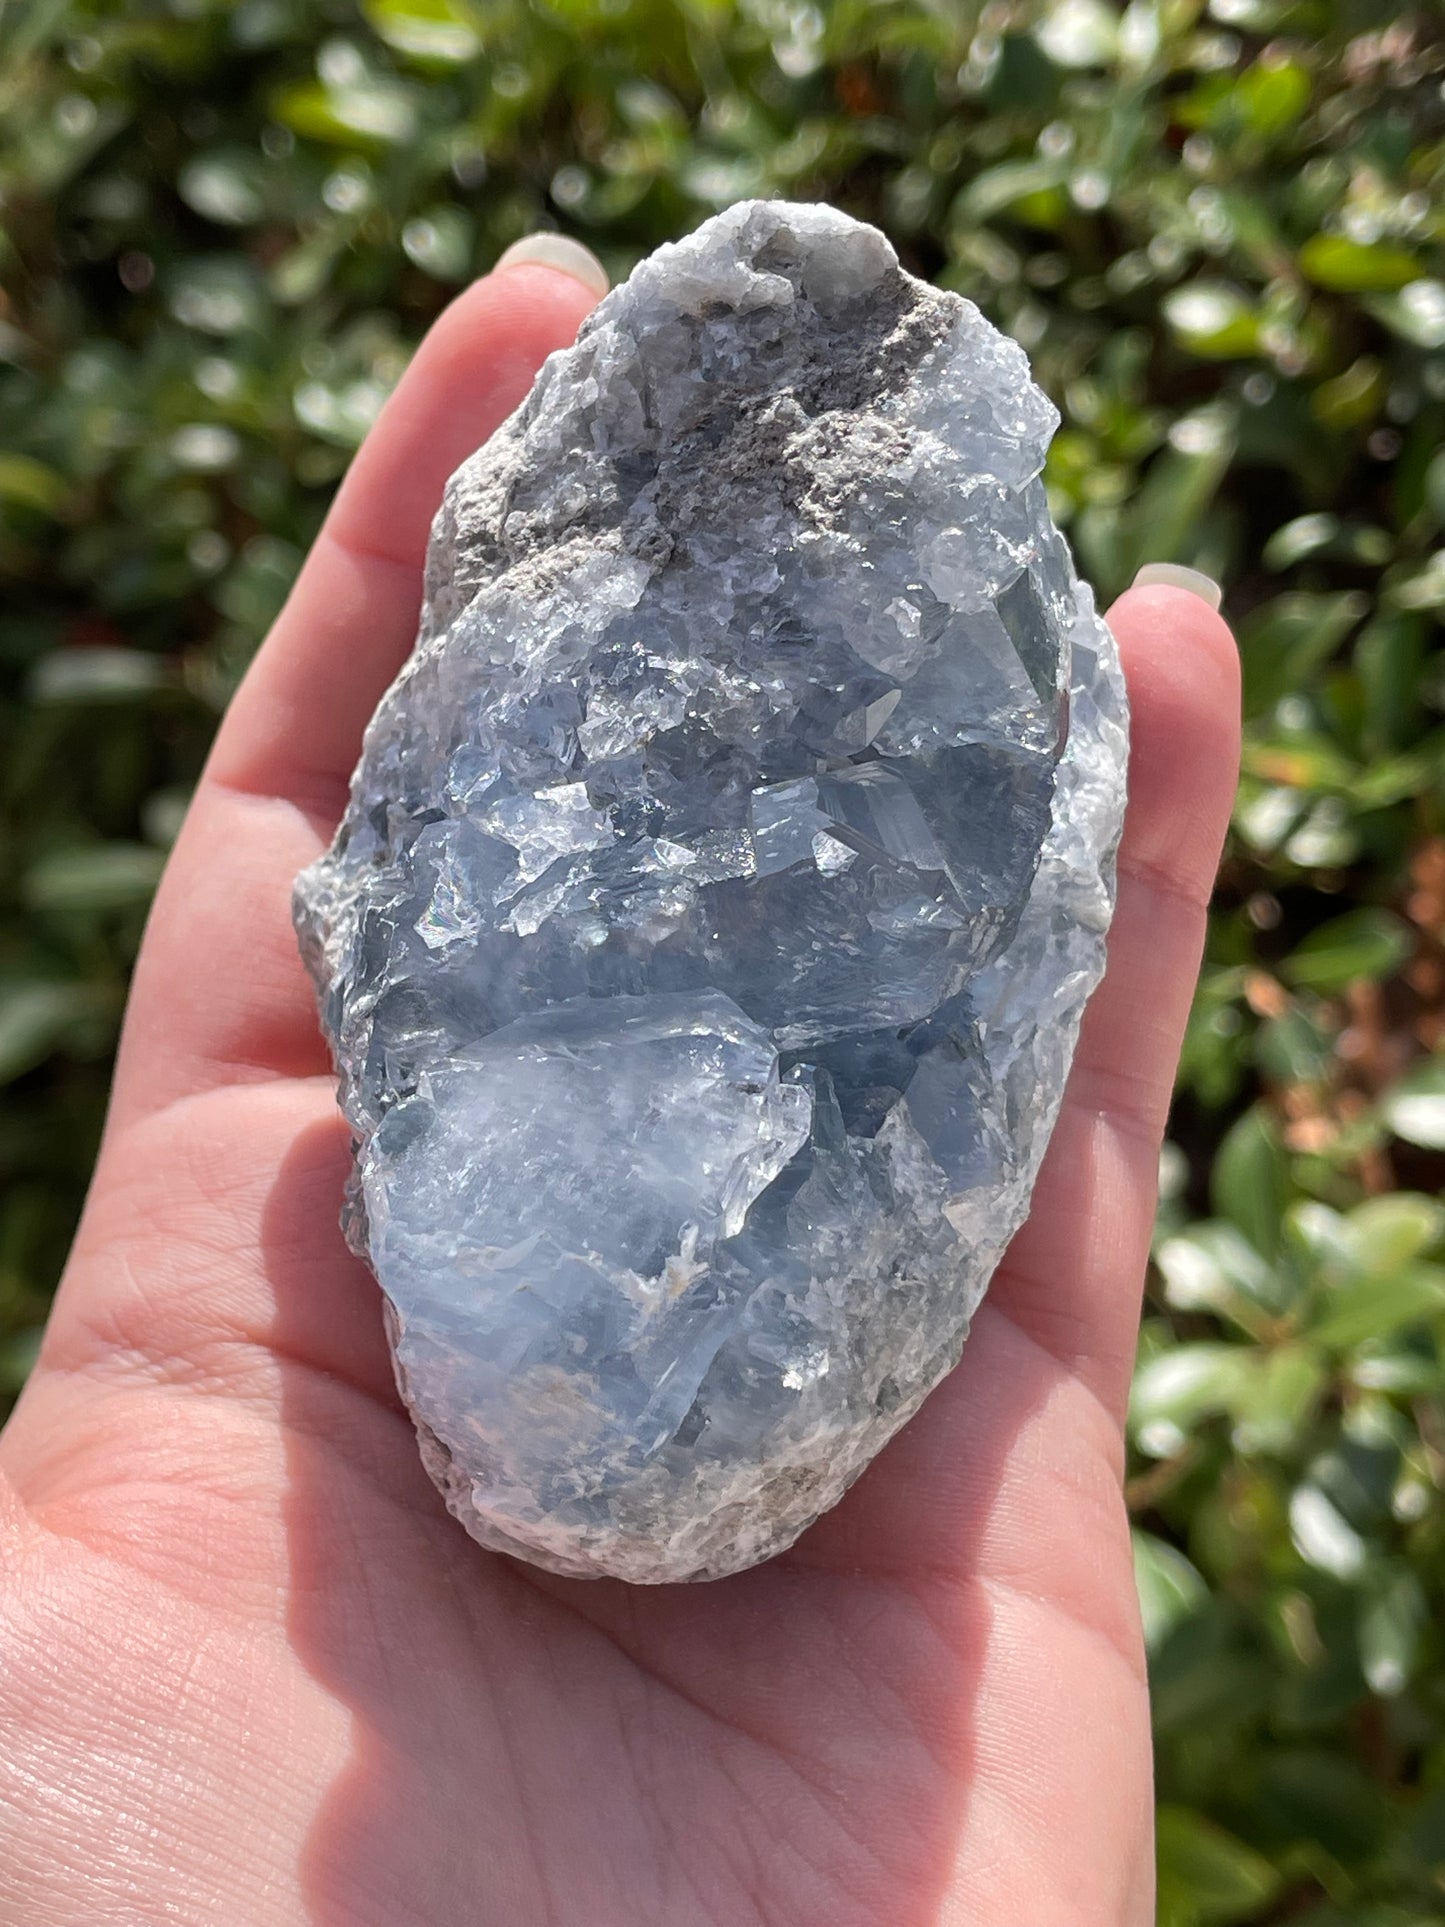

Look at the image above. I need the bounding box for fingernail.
[1131,562,1223,611]
[493,233,609,300]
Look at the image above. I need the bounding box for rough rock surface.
[295,200,1129,1582]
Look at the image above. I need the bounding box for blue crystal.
[295,201,1128,1581]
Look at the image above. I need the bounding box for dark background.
[1,4,1443,1919]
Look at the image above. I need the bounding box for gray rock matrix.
[295,200,1128,1582]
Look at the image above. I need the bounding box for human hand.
[0,245,1239,1927]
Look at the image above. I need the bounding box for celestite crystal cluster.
[295,201,1129,1582]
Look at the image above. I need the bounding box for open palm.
[0,257,1238,1927]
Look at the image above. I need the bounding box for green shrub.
[2,3,1442,1916]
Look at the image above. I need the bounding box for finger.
[111,257,604,1124]
[987,580,1240,1421]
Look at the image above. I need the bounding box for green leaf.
[1156,1806,1282,1927]
[1368,277,1445,349]
[1113,407,1236,582]
[1286,1199,1356,1275]
[0,981,108,1084]
[293,376,391,448]
[1356,614,1426,754]
[1388,549,1445,613]
[1163,283,1260,360]
[362,0,483,66]
[1130,1342,1251,1455]
[400,205,474,281]
[1311,1265,1445,1351]
[1156,1224,1266,1317]
[1344,1193,1445,1273]
[1311,355,1385,431]
[1290,1482,1367,1579]
[23,844,167,915]
[1151,1621,1278,1739]
[1381,1059,1445,1150]
[0,452,68,516]
[29,647,166,704]
[1212,1107,1289,1259]
[1133,1531,1209,1653]
[1281,909,1413,993]
[1255,1006,1335,1087]
[274,77,416,148]
[1239,591,1369,719]
[1034,0,1117,68]
[1230,1345,1324,1454]
[1358,1567,1426,1697]
[1157,1218,1298,1326]
[1300,235,1424,294]
[1237,56,1310,137]
[952,159,1067,227]
[177,148,268,226]
[141,786,193,851]
[1263,512,1338,569]
[268,230,348,308]
[166,257,267,337]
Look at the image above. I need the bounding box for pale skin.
[0,259,1240,1926]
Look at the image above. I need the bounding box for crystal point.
[295,200,1128,1582]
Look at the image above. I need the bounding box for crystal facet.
[295,200,1129,1582]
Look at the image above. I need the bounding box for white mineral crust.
[295,200,1129,1581]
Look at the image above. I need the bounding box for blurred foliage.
[1,0,1444,1917]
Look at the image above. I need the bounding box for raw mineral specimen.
[294,200,1129,1582]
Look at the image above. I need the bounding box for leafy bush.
[2,2,1443,1917]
